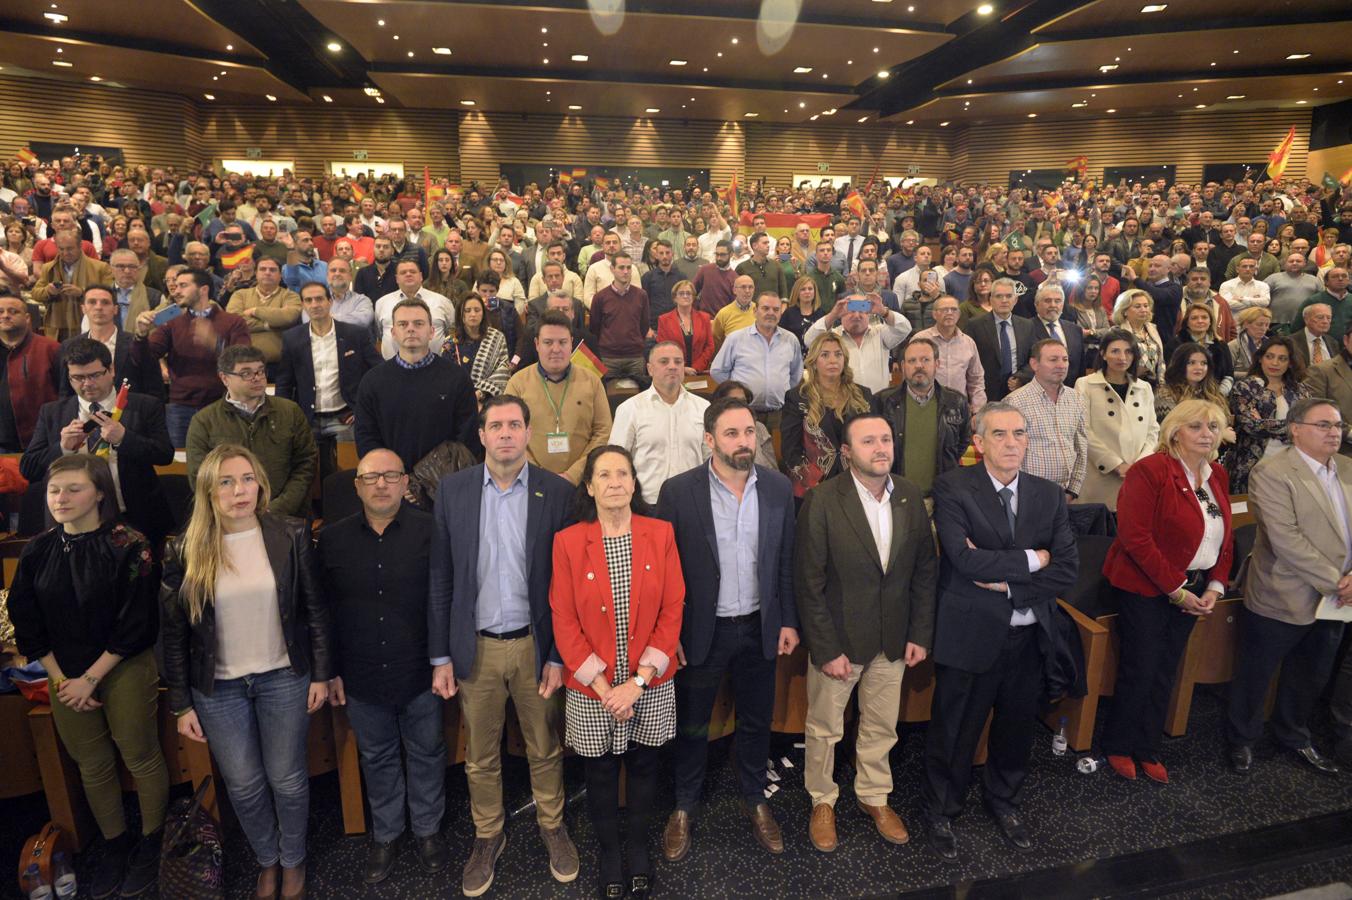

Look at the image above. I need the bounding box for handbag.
[17,822,70,894]
[158,776,224,900]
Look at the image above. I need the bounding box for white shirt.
[1219,276,1271,313]
[1179,459,1228,596]
[1304,328,1332,366]
[527,268,583,302]
[1296,447,1352,593]
[66,390,125,512]
[308,322,344,413]
[986,471,1043,626]
[582,258,615,307]
[609,385,712,504]
[891,265,930,298]
[851,472,894,572]
[698,228,731,263]
[804,310,912,394]
[373,288,456,359]
[834,234,863,266]
[214,527,289,679]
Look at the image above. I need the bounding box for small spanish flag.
[16,147,38,166]
[1341,167,1352,187]
[1266,125,1297,181]
[593,176,611,191]
[727,173,740,220]
[349,181,365,202]
[841,186,866,221]
[571,167,587,179]
[219,244,253,270]
[570,340,608,379]
[94,383,130,459]
[558,171,573,185]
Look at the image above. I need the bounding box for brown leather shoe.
[255,864,280,900]
[809,803,837,853]
[662,810,692,862]
[744,802,784,854]
[279,862,306,900]
[858,801,910,845]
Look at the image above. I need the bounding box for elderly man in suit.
[656,397,798,861]
[796,413,937,854]
[1227,397,1348,776]
[965,278,1036,402]
[925,401,1077,860]
[105,248,168,332]
[1302,321,1352,457]
[1290,302,1338,371]
[22,337,175,549]
[33,228,113,341]
[1021,282,1086,387]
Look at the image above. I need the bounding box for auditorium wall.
[743,121,951,189]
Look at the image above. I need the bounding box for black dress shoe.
[363,839,399,885]
[415,833,449,874]
[1230,745,1254,775]
[990,810,1033,851]
[927,818,958,861]
[1291,745,1341,776]
[629,872,653,898]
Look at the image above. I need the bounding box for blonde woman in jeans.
[162,444,332,900]
[6,455,167,899]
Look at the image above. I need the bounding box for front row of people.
[7,392,1351,899]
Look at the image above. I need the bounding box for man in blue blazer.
[427,394,579,895]
[924,401,1077,860]
[655,396,798,862]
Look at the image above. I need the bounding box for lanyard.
[538,368,570,430]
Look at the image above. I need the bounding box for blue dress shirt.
[709,461,761,617]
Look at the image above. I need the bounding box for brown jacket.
[33,254,114,337]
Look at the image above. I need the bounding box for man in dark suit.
[60,285,160,399]
[22,338,175,549]
[796,414,937,854]
[656,397,798,861]
[427,395,579,896]
[275,281,382,481]
[1020,282,1087,386]
[924,401,1078,859]
[965,278,1036,402]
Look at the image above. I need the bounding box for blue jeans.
[343,690,447,843]
[192,668,312,868]
[165,402,199,448]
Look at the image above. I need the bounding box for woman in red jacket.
[550,445,684,900]
[1100,398,1234,783]
[655,280,714,374]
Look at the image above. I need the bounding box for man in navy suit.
[965,278,1037,402]
[275,280,381,480]
[427,395,579,896]
[655,397,798,862]
[22,338,175,548]
[1020,283,1086,386]
[924,402,1077,860]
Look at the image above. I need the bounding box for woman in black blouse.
[6,455,168,899]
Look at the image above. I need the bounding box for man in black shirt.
[319,448,447,883]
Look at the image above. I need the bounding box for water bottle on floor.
[22,863,52,900]
[1077,755,1107,774]
[52,853,76,899]
[1051,717,1068,756]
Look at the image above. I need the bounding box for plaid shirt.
[1006,380,1088,496]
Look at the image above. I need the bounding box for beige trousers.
[803,652,905,807]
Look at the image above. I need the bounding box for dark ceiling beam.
[1034,10,1352,42]
[0,19,269,68]
[369,62,858,95]
[934,61,1352,96]
[187,0,371,91]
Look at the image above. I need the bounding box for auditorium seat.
[321,469,361,523]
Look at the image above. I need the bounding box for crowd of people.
[4,152,1352,899]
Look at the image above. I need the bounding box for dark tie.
[998,486,1016,536]
[998,319,1013,376]
[846,237,857,272]
[1046,320,1061,343]
[86,402,102,453]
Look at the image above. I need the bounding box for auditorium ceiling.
[0,0,1348,124]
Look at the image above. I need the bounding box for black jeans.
[1226,608,1344,749]
[672,614,776,812]
[1100,586,1198,758]
[584,744,660,883]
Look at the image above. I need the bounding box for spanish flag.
[558,171,573,185]
[1065,155,1088,178]
[570,340,608,379]
[727,173,739,220]
[349,181,365,202]
[94,383,130,459]
[841,185,866,221]
[1266,125,1297,181]
[16,147,38,166]
[1341,166,1352,187]
[571,168,587,179]
[593,176,611,191]
[219,244,253,271]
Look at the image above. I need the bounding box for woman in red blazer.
[655,280,715,373]
[550,445,684,899]
[1101,398,1234,784]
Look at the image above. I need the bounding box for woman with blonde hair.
[781,331,875,500]
[1112,288,1168,384]
[1228,306,1272,379]
[780,275,826,350]
[161,444,331,900]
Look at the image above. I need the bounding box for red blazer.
[549,515,685,700]
[1103,452,1234,597]
[656,309,715,373]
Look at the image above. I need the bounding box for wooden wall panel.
[0,75,197,169]
[196,106,460,181]
[1308,143,1352,185]
[744,122,952,188]
[457,112,745,188]
[949,109,1313,185]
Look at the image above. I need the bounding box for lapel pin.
[534,490,544,497]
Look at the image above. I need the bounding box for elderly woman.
[1112,288,1169,385]
[1077,328,1160,509]
[1228,306,1272,379]
[1226,335,1311,494]
[1101,399,1234,783]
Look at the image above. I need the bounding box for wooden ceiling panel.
[1037,0,1350,35]
[3,0,264,56]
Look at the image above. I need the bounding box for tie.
[1047,320,1061,343]
[1314,337,1325,364]
[86,402,102,453]
[846,237,857,272]
[998,486,1017,536]
[998,319,1013,376]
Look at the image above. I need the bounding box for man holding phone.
[803,292,912,394]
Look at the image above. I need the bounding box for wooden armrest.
[1057,598,1109,635]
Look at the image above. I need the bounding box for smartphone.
[153,305,185,327]
[847,299,871,313]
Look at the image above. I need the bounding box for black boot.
[119,828,164,897]
[89,832,135,900]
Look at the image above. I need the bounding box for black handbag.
[159,776,224,900]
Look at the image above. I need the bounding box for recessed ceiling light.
[743,112,759,117]
[939,121,950,126]
[51,60,73,67]
[822,73,829,79]
[703,67,708,72]
[847,59,854,64]
[43,11,68,22]
[1227,94,1245,99]
[393,34,399,40]
[731,37,739,44]
[645,107,660,113]
[541,27,548,33]
[460,99,476,106]
[266,94,277,101]
[977,3,994,13]
[794,66,813,73]
[810,114,819,120]
[873,47,880,53]
[55,47,62,53]
[1209,61,1216,66]
[905,119,914,124]
[1297,99,1308,104]
[1072,102,1087,107]
[326,41,341,52]
[1106,108,1116,113]
[858,115,870,123]
[377,19,384,26]
[717,52,723,57]
[203,93,215,100]
[1287,53,1310,60]
[407,50,414,57]
[571,54,589,61]
[823,108,837,115]
[220,70,227,75]
[375,97,385,104]
[1314,87,1320,91]
[1027,112,1037,118]
[433,47,452,55]
[322,95,333,102]
[568,104,582,110]
[1196,103,1208,108]
[669,59,687,66]
[88,75,100,81]
[542,58,549,63]
[967,78,973,84]
[1140,3,1167,11]
[212,76,218,81]
[363,87,381,96]
[1100,64,1118,72]
[877,70,890,78]
[226,43,233,50]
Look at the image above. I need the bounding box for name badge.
[546,432,570,455]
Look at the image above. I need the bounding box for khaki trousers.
[803,652,905,808]
[456,635,566,837]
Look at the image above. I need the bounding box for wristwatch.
[632,673,649,690]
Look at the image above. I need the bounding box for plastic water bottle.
[22,863,52,900]
[1077,755,1107,774]
[1051,717,1069,757]
[52,853,76,899]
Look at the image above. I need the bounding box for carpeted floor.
[5,685,1351,899]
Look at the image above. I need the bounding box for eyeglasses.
[1294,420,1344,433]
[68,369,108,384]
[227,368,267,381]
[356,471,406,485]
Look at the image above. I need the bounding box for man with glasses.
[319,448,449,884]
[22,337,175,549]
[1228,398,1348,777]
[185,344,317,517]
[106,248,167,331]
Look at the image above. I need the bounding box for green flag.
[1323,172,1339,191]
